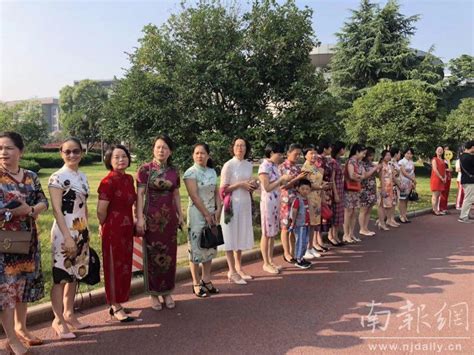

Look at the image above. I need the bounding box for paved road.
[2,213,473,354]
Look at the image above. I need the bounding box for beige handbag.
[0,218,32,255]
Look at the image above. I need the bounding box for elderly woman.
[258,142,291,274]
[97,145,135,322]
[358,147,380,236]
[0,132,48,354]
[184,143,222,297]
[279,144,308,263]
[430,146,446,216]
[49,137,90,339]
[343,144,366,243]
[328,141,346,246]
[398,148,416,223]
[376,150,398,230]
[220,138,256,285]
[136,135,183,310]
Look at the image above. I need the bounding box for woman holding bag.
[0,131,48,355]
[342,144,366,243]
[136,135,183,310]
[183,143,222,297]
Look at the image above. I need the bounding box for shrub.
[22,152,102,168]
[20,159,41,173]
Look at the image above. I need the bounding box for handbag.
[344,162,362,192]
[80,247,101,285]
[200,224,224,249]
[408,189,419,202]
[321,204,333,221]
[0,218,33,255]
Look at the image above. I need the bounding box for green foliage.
[346,80,440,157]
[448,54,474,83]
[104,0,338,168]
[60,80,109,151]
[19,159,41,173]
[22,152,101,169]
[0,101,49,151]
[444,98,474,147]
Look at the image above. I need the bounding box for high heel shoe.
[192,284,209,298]
[227,272,247,284]
[162,295,176,309]
[52,322,76,340]
[200,279,220,294]
[109,307,134,322]
[237,271,253,280]
[328,239,343,247]
[386,222,399,228]
[377,223,390,231]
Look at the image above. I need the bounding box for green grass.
[33,162,457,303]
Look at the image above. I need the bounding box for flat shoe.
[263,264,279,274]
[227,272,247,285]
[16,332,43,346]
[163,295,176,309]
[150,296,163,311]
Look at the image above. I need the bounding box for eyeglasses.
[61,149,82,156]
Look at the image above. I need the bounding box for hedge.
[20,159,41,173]
[22,152,101,169]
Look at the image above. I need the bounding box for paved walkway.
[2,213,473,354]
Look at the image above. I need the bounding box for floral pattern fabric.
[279,160,301,229]
[398,158,415,200]
[301,161,323,226]
[137,161,180,296]
[183,164,218,264]
[378,163,395,208]
[258,159,281,237]
[330,158,344,226]
[344,157,362,209]
[49,166,90,284]
[98,171,136,304]
[0,169,48,311]
[360,160,377,207]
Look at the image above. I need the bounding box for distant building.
[4,97,60,133]
[73,79,116,91]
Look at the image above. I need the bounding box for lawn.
[33,162,457,303]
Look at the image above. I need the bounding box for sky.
[0,0,473,101]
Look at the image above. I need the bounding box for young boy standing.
[289,179,312,269]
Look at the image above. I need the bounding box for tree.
[442,54,474,111]
[105,0,332,167]
[444,98,474,147]
[59,80,109,152]
[448,54,474,83]
[345,80,441,157]
[0,101,49,151]
[330,0,438,92]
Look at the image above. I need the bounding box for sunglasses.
[61,149,82,156]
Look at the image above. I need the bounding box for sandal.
[150,295,162,311]
[109,306,134,322]
[163,295,176,309]
[192,284,208,298]
[200,280,220,294]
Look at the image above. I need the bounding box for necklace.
[0,165,21,175]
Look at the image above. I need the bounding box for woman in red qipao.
[97,145,136,322]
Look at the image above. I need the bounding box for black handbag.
[200,224,224,249]
[408,189,419,202]
[81,247,101,285]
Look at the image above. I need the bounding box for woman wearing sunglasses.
[48,138,91,339]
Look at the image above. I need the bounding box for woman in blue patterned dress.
[183,143,222,298]
[0,132,48,354]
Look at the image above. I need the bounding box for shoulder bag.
[0,217,33,255]
[200,224,224,249]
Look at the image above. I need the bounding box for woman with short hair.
[398,148,416,223]
[358,147,380,236]
[430,146,446,216]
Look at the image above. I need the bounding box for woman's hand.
[241,181,256,192]
[10,201,32,217]
[178,214,185,229]
[136,217,146,236]
[295,171,309,180]
[63,235,77,258]
[204,213,215,226]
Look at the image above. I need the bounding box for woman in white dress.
[220,138,257,284]
[398,148,416,223]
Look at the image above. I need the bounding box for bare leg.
[190,262,201,291]
[349,208,358,239]
[432,191,440,213]
[201,261,212,283]
[14,302,35,339]
[399,200,408,220]
[63,281,87,328]
[51,283,73,334]
[225,250,237,274]
[268,237,275,265]
[343,208,353,241]
[280,228,292,260]
[288,232,295,257]
[1,307,27,354]
[234,250,251,277]
[260,236,270,267]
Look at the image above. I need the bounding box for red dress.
[430,157,446,192]
[98,171,136,304]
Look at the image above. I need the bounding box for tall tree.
[444,98,474,147]
[60,80,109,152]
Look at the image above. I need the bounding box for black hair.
[193,143,214,168]
[390,147,400,159]
[60,137,83,152]
[104,144,132,171]
[465,140,474,150]
[379,149,391,163]
[264,142,285,158]
[349,143,366,158]
[230,137,251,160]
[302,144,316,157]
[316,140,331,154]
[153,134,174,166]
[363,147,375,162]
[403,147,415,157]
[331,141,346,158]
[0,131,24,151]
[287,143,302,153]
[297,178,311,188]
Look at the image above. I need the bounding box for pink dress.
[258,159,281,237]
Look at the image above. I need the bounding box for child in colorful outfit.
[289,179,312,269]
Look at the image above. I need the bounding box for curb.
[24,204,455,327]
